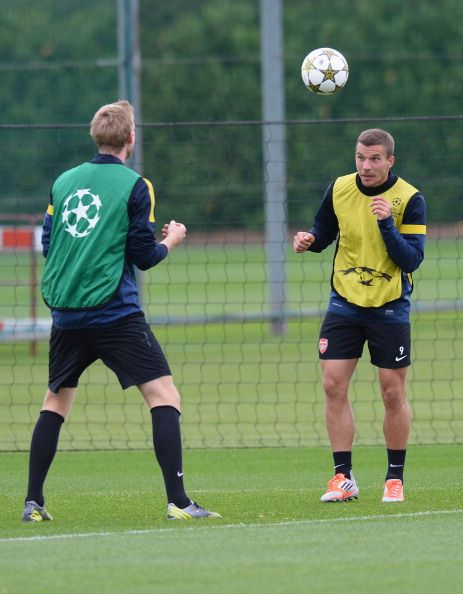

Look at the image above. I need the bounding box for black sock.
[333,451,352,479]
[25,410,64,506]
[386,449,406,482]
[150,406,190,508]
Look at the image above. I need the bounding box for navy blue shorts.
[318,312,411,368]
[48,313,172,392]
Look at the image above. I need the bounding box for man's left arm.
[378,193,427,272]
[126,177,169,270]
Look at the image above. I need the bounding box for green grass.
[1,445,463,594]
[1,238,463,451]
[1,310,463,451]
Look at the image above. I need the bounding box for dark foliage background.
[1,0,462,227]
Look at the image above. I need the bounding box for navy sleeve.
[377,192,426,272]
[126,177,168,271]
[307,181,340,253]
[41,193,53,257]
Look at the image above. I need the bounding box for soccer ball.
[301,48,349,95]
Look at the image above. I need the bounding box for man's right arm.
[42,199,53,257]
[294,182,340,253]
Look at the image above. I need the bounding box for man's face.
[355,143,395,187]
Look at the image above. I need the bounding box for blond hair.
[356,128,395,157]
[90,100,134,151]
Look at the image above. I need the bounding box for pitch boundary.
[2,508,462,544]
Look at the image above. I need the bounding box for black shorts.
[48,313,172,392]
[318,312,411,368]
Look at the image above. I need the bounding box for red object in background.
[2,227,34,249]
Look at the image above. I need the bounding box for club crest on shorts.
[319,338,328,354]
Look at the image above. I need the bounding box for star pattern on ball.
[308,81,322,94]
[321,64,336,82]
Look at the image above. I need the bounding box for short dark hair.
[356,128,395,157]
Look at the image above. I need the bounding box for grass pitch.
[2,238,463,451]
[1,238,463,592]
[1,445,462,594]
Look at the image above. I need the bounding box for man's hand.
[293,231,315,253]
[370,196,391,221]
[161,220,187,250]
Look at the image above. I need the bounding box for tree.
[1,0,462,223]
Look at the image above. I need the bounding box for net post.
[260,0,287,335]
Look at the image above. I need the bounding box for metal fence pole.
[260,0,288,335]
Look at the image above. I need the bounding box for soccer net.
[1,117,462,451]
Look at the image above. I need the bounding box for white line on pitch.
[1,508,462,544]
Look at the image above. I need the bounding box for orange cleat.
[382,479,404,502]
[320,473,359,502]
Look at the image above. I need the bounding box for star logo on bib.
[62,189,102,238]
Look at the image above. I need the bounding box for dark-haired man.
[294,128,426,503]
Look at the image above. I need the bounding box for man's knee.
[140,376,181,410]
